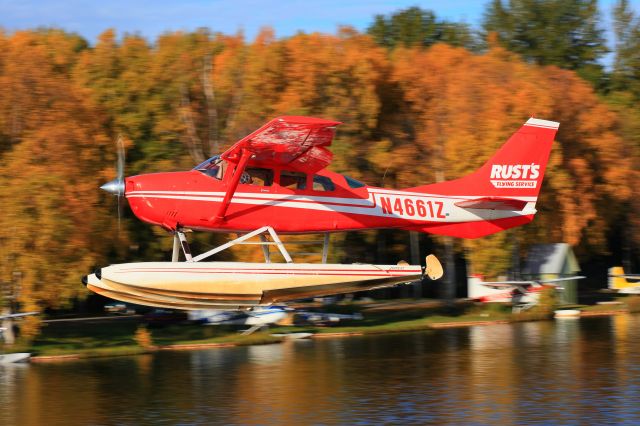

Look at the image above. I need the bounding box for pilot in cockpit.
[240,172,252,184]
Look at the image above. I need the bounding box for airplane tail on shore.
[608,266,640,292]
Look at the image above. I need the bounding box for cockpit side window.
[280,170,307,190]
[344,175,366,189]
[194,156,224,180]
[243,167,274,186]
[313,175,335,192]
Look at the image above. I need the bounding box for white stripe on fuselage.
[126,189,537,223]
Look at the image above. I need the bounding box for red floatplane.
[84,116,559,310]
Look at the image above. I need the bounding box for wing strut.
[172,232,181,262]
[212,148,252,223]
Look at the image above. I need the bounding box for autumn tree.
[612,0,640,95]
[0,31,114,337]
[1,22,637,321]
[606,1,640,268]
[367,6,477,51]
[483,0,608,87]
[148,29,237,167]
[597,0,640,264]
[390,43,632,276]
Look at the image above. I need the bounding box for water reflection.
[2,316,640,425]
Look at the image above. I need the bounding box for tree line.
[0,0,638,337]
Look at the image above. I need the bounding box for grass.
[28,318,143,357]
[623,296,640,313]
[17,297,640,360]
[151,325,282,346]
[271,301,512,335]
[576,296,640,314]
[17,303,494,357]
[24,318,283,358]
[579,303,625,313]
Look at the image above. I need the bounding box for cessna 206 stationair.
[85,116,559,310]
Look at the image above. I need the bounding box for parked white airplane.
[294,311,363,325]
[188,305,364,334]
[608,267,640,294]
[0,311,38,352]
[468,275,585,309]
[188,306,289,334]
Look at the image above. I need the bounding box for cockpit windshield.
[194,155,223,179]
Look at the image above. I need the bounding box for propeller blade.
[116,135,125,232]
[116,134,125,185]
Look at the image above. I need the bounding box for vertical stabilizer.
[609,266,629,290]
[410,118,559,199]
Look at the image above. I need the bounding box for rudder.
[609,266,630,290]
[410,117,559,199]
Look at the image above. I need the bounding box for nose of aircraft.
[100,179,125,196]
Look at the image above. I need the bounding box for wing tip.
[275,116,342,126]
[525,117,560,130]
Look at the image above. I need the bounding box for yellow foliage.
[134,325,154,349]
[0,31,117,330]
[0,28,635,322]
[388,43,632,273]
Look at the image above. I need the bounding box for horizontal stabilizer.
[480,276,585,290]
[455,197,528,211]
[480,281,528,289]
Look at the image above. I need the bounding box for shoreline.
[26,305,640,363]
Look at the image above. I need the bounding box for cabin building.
[522,243,581,305]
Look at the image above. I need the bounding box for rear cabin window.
[313,175,335,192]
[280,171,307,190]
[243,167,274,186]
[344,175,366,189]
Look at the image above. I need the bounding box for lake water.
[2,315,640,425]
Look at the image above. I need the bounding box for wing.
[0,311,38,320]
[479,280,534,290]
[610,274,640,280]
[480,276,585,290]
[221,116,341,173]
[531,276,586,286]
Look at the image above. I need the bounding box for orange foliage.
[389,43,632,274]
[0,28,636,314]
[0,31,115,327]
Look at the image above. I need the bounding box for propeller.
[100,135,126,231]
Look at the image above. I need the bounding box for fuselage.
[86,116,559,311]
[124,163,536,238]
[110,116,559,239]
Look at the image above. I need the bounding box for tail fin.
[411,118,559,200]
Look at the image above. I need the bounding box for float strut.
[176,229,193,262]
[172,232,181,262]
